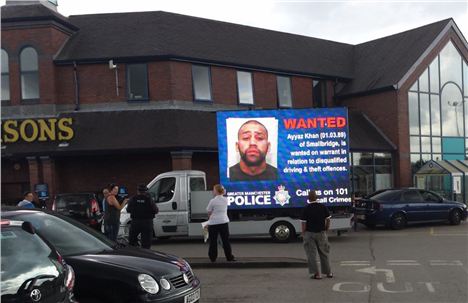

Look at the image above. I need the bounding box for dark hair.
[237,120,269,139]
[23,191,33,198]
[308,190,317,202]
[108,183,117,191]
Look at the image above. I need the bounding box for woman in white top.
[206,184,235,262]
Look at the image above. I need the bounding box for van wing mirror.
[172,202,177,210]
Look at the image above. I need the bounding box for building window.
[237,71,254,105]
[1,49,9,101]
[313,80,326,108]
[20,47,39,100]
[351,152,392,196]
[277,76,292,107]
[192,65,212,101]
[127,63,148,101]
[407,40,468,175]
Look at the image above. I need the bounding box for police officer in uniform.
[127,184,158,249]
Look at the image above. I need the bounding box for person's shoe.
[326,273,333,278]
[210,259,216,263]
[227,256,236,262]
[311,273,322,279]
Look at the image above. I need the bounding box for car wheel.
[449,209,462,225]
[364,222,376,229]
[270,221,296,243]
[390,213,406,230]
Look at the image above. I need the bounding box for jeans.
[303,231,331,276]
[105,222,120,242]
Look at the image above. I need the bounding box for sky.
[1,0,468,45]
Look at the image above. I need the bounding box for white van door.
[148,176,185,236]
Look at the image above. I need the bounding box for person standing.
[17,191,35,208]
[301,190,333,279]
[127,184,158,249]
[206,184,235,262]
[104,184,128,241]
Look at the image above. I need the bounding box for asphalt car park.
[155,222,468,303]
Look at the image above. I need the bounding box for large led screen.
[217,108,351,209]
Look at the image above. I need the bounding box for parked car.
[1,207,201,303]
[354,188,468,229]
[0,219,77,303]
[52,193,102,230]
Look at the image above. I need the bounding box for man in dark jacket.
[127,184,158,249]
[301,190,333,279]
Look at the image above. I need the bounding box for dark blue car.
[354,188,467,229]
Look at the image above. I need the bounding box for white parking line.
[387,260,420,266]
[340,261,371,266]
[339,260,464,266]
[429,260,463,266]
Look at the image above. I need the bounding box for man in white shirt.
[17,192,35,208]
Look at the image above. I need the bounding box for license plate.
[355,214,365,220]
[184,288,200,303]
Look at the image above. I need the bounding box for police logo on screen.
[273,185,291,206]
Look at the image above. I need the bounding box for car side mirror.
[172,202,177,210]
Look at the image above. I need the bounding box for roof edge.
[396,19,467,90]
[54,55,353,81]
[1,15,79,31]
[361,112,397,151]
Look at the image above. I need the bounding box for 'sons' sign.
[1,118,74,143]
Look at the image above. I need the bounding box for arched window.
[1,49,9,101]
[20,47,39,100]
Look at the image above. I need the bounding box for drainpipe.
[73,61,80,111]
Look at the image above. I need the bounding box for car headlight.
[138,274,159,294]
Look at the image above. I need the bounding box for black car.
[1,208,201,303]
[354,188,468,229]
[1,219,77,303]
[52,193,102,230]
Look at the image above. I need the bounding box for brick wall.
[253,72,277,109]
[1,26,71,105]
[55,153,173,196]
[192,152,220,189]
[292,76,313,108]
[211,66,237,105]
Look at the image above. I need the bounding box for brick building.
[1,0,468,204]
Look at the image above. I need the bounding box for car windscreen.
[1,226,60,295]
[5,212,114,256]
[55,195,89,210]
[369,190,401,202]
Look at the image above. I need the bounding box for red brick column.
[26,156,41,192]
[40,156,56,208]
[171,151,193,170]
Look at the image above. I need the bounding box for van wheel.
[449,209,462,225]
[390,213,406,230]
[270,221,296,243]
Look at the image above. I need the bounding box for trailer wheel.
[270,221,296,243]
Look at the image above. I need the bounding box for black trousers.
[129,219,153,249]
[208,223,234,261]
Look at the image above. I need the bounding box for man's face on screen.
[236,121,270,167]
